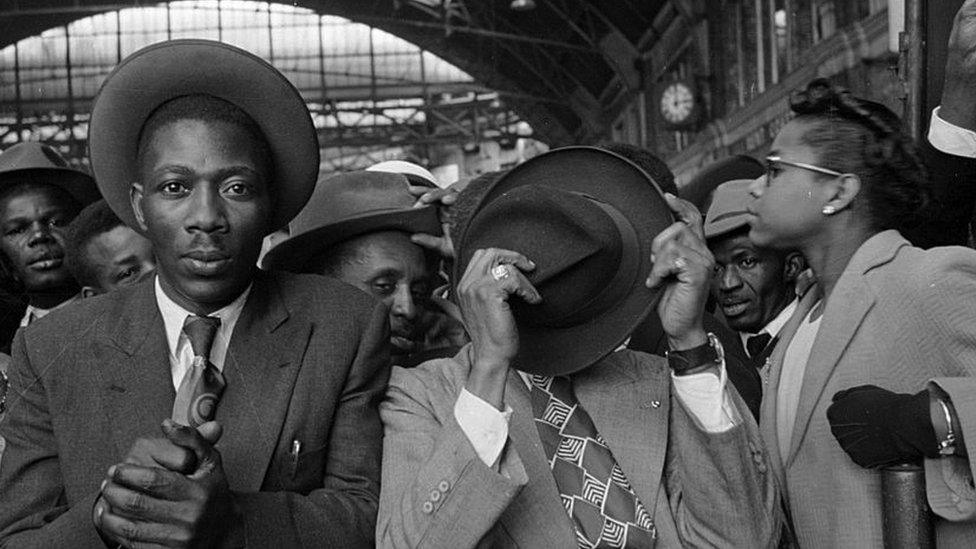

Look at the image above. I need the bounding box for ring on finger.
[491,264,511,281]
[672,256,688,270]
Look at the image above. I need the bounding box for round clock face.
[660,82,695,124]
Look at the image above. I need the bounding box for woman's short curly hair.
[788,78,930,233]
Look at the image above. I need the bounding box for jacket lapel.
[574,352,667,519]
[216,272,312,492]
[785,231,905,465]
[499,371,578,548]
[102,280,176,458]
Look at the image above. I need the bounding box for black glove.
[826,384,939,469]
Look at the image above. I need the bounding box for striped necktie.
[172,315,225,427]
[529,374,656,548]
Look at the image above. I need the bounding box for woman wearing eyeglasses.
[747,79,976,547]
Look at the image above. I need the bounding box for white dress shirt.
[455,351,739,467]
[739,298,798,358]
[154,277,251,390]
[776,303,823,461]
[928,107,976,158]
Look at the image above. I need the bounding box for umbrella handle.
[882,463,935,549]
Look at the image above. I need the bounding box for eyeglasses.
[765,155,843,179]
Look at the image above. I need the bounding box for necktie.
[746,332,773,359]
[529,374,656,548]
[172,315,225,428]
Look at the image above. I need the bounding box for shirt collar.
[154,276,252,360]
[739,297,799,350]
[20,294,82,328]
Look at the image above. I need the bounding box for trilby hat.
[704,179,756,240]
[367,160,439,188]
[0,142,100,206]
[88,39,319,233]
[262,170,442,272]
[455,146,673,376]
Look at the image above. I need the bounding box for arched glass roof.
[0,1,532,172]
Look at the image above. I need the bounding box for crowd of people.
[0,2,974,548]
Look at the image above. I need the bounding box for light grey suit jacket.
[0,271,391,548]
[378,346,780,548]
[761,230,976,548]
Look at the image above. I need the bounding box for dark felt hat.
[88,39,319,233]
[0,142,100,206]
[455,146,673,376]
[261,170,442,272]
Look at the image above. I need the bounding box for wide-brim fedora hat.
[0,142,100,206]
[455,146,673,376]
[88,39,319,233]
[704,178,756,240]
[262,170,442,272]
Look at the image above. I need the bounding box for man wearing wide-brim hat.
[377,147,780,547]
[0,40,390,548]
[0,142,100,343]
[263,170,466,366]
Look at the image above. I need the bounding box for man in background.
[65,199,155,297]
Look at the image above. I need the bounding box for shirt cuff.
[454,388,513,467]
[671,359,738,433]
[929,107,976,158]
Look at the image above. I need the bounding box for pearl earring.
[822,205,837,215]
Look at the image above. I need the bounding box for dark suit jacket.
[904,141,976,249]
[628,311,762,421]
[0,271,391,548]
[378,347,781,548]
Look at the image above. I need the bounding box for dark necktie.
[746,333,773,359]
[172,315,225,428]
[528,374,656,548]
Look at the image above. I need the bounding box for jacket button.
[438,480,450,492]
[422,501,434,514]
[430,490,441,502]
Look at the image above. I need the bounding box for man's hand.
[827,385,938,469]
[645,193,714,351]
[94,420,237,548]
[457,248,541,409]
[409,185,458,260]
[941,0,976,130]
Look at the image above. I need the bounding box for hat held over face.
[704,179,756,240]
[262,170,442,272]
[0,142,100,206]
[88,39,319,233]
[456,146,673,376]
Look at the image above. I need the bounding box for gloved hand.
[827,385,938,469]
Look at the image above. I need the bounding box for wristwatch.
[0,367,7,415]
[935,396,958,456]
[666,332,723,375]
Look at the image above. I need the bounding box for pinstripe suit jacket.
[377,346,781,548]
[0,271,391,548]
[761,230,976,548]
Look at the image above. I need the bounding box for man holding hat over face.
[377,147,779,548]
[263,170,466,366]
[0,40,389,548]
[0,142,100,343]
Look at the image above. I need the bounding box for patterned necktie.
[172,315,225,428]
[746,332,773,359]
[528,374,656,549]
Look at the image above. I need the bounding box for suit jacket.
[904,141,976,249]
[761,230,976,548]
[0,271,391,548]
[628,310,762,420]
[377,346,780,548]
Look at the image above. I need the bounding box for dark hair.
[64,199,124,288]
[789,78,929,233]
[599,142,679,197]
[136,94,274,183]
